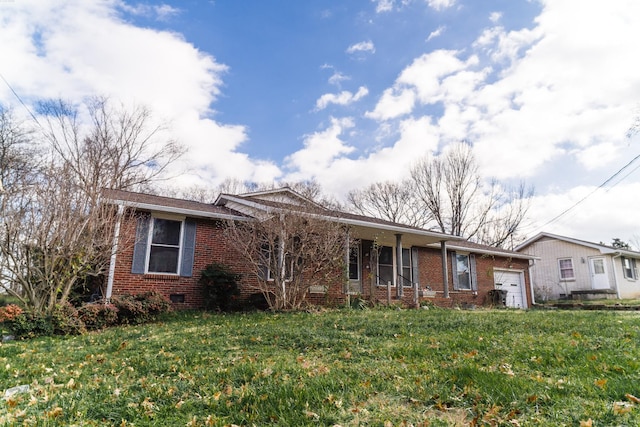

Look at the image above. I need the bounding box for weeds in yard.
[1,309,640,425]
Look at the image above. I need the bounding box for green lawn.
[2,308,640,426]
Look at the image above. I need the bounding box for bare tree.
[347,142,533,248]
[0,98,181,315]
[410,142,532,247]
[347,181,430,227]
[38,96,184,197]
[225,207,351,311]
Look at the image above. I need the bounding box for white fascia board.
[436,243,540,260]
[337,217,461,242]
[110,199,249,222]
[218,193,460,241]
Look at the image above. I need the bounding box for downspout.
[611,252,622,299]
[106,203,124,301]
[441,240,449,298]
[344,228,350,304]
[396,234,403,298]
[528,259,536,307]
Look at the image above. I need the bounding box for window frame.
[145,215,185,275]
[455,253,472,291]
[376,246,394,287]
[261,240,294,282]
[622,257,637,280]
[401,247,412,287]
[558,258,575,281]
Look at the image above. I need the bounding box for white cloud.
[346,40,376,54]
[0,0,279,188]
[328,71,350,86]
[315,86,369,110]
[121,3,181,21]
[365,88,416,120]
[373,0,395,13]
[426,0,456,11]
[489,11,502,23]
[284,117,356,180]
[426,26,445,42]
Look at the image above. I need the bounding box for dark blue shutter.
[180,219,196,277]
[131,214,151,274]
[411,247,419,286]
[451,251,459,290]
[470,254,477,291]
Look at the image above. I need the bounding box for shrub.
[78,303,119,330]
[199,263,241,311]
[111,291,172,325]
[0,304,23,322]
[6,313,54,339]
[51,303,86,335]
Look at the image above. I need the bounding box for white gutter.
[336,217,463,242]
[218,194,461,242]
[426,243,539,260]
[106,204,124,301]
[109,198,249,222]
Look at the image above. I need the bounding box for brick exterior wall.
[111,213,531,310]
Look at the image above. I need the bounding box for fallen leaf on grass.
[613,402,632,415]
[594,379,608,389]
[579,419,593,427]
[46,407,63,418]
[625,393,640,404]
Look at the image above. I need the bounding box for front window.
[261,241,294,281]
[349,246,360,281]
[456,253,472,290]
[558,258,575,280]
[401,248,412,287]
[148,218,182,274]
[378,246,394,286]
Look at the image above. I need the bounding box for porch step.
[570,289,617,301]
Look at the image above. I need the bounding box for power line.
[534,150,640,231]
[0,70,42,128]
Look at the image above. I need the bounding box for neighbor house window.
[147,218,183,274]
[377,246,394,286]
[558,258,575,280]
[622,257,637,280]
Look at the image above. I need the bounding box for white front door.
[493,270,526,309]
[589,257,609,289]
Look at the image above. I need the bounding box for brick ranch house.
[103,187,535,309]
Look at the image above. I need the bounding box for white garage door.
[493,270,526,309]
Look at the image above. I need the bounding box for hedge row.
[0,291,172,339]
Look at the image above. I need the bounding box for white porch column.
[441,240,449,298]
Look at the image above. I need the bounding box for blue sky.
[1,0,640,245]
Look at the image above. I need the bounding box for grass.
[2,307,640,426]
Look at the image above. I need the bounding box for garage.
[493,270,526,308]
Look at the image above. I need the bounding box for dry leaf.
[579,418,593,427]
[626,393,640,404]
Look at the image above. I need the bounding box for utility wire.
[0,70,42,128]
[535,150,640,231]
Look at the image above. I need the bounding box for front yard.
[2,307,640,426]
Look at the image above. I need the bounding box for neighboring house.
[515,232,640,301]
[103,187,535,309]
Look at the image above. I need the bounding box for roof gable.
[515,232,640,258]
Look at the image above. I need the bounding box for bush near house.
[2,292,171,339]
[199,263,241,311]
